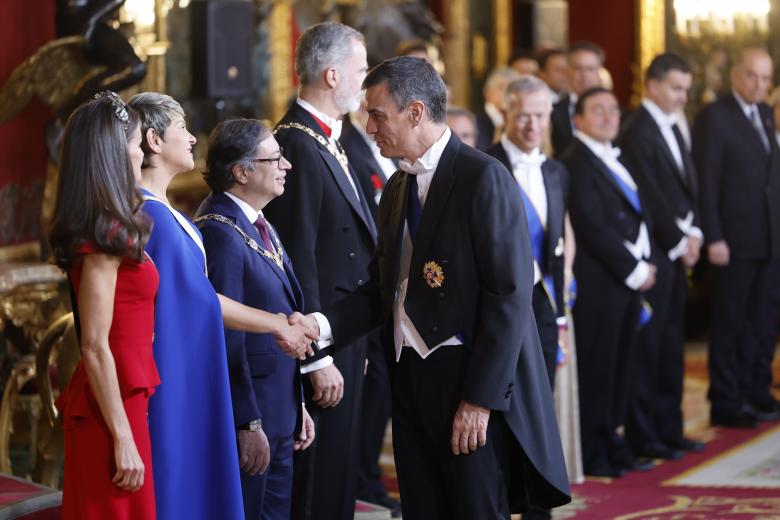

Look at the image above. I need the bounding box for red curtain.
[0,0,55,247]
[569,0,636,107]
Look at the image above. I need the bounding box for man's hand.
[451,400,490,455]
[288,312,320,341]
[639,264,657,292]
[308,364,344,408]
[273,313,314,360]
[708,240,730,267]
[682,235,702,267]
[238,428,270,476]
[294,405,315,451]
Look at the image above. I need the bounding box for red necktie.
[253,216,275,253]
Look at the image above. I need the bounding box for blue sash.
[518,185,557,311]
[606,168,642,214]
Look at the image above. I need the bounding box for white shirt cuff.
[311,312,333,350]
[556,316,569,327]
[668,236,688,261]
[688,226,703,241]
[300,355,333,374]
[625,260,650,291]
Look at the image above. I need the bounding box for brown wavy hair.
[49,96,150,269]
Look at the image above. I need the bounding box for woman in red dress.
[49,92,158,519]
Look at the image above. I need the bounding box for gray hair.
[295,22,365,86]
[504,75,552,107]
[484,66,522,92]
[363,56,447,123]
[128,92,186,166]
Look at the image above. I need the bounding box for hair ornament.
[94,91,130,130]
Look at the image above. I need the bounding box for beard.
[335,85,362,115]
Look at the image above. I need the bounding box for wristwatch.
[240,419,262,432]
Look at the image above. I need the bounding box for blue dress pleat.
[142,193,244,520]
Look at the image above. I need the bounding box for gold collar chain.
[275,122,350,175]
[194,213,284,269]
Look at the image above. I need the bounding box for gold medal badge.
[422,261,445,288]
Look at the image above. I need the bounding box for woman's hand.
[112,434,145,492]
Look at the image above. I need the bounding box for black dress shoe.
[750,399,780,421]
[711,410,758,428]
[585,463,624,478]
[622,457,655,472]
[636,441,684,460]
[668,437,706,453]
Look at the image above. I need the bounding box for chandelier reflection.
[673,0,771,39]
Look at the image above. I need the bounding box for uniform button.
[348,252,356,259]
[441,259,449,266]
[439,292,445,298]
[357,279,365,286]
[343,225,351,232]
[504,391,512,399]
[431,325,439,333]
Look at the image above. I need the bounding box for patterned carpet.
[376,343,780,519]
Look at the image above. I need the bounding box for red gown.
[57,244,161,519]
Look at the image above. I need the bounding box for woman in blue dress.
[128,92,315,520]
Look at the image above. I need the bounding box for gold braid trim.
[275,122,350,175]
[194,213,284,269]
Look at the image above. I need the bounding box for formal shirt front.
[574,130,651,290]
[393,127,462,361]
[641,99,702,259]
[311,128,462,361]
[642,98,684,172]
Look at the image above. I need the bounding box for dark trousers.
[532,283,559,390]
[241,435,294,520]
[627,256,686,448]
[752,260,780,407]
[392,347,512,520]
[292,341,366,520]
[708,259,773,415]
[574,277,640,471]
[357,333,393,502]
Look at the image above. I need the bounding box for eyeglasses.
[251,147,285,169]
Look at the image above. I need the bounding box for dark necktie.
[253,216,275,253]
[671,124,690,178]
[406,174,422,240]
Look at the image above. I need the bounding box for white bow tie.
[600,145,621,161]
[513,149,546,168]
[398,158,429,175]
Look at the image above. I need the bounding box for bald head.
[731,48,773,104]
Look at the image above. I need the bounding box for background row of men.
[211,19,780,519]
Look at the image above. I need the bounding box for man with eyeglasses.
[197,118,316,520]
[263,22,377,520]
[561,87,656,478]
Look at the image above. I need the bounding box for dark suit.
[486,142,569,388]
[197,192,303,520]
[561,138,654,473]
[323,133,570,518]
[619,105,699,450]
[339,118,393,505]
[264,101,377,520]
[692,93,780,416]
[551,95,574,157]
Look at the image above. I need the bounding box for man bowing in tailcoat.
[294,56,570,519]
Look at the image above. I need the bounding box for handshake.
[272,312,322,359]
